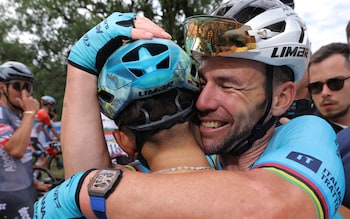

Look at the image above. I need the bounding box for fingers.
[279,117,291,125]
[22,89,30,98]
[132,16,171,40]
[20,89,39,112]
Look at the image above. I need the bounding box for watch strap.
[89,196,107,219]
[76,168,97,212]
[88,169,123,219]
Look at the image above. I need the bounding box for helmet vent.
[235,7,265,23]
[123,44,168,62]
[190,64,197,77]
[98,90,114,103]
[298,26,305,43]
[10,66,24,74]
[214,6,232,17]
[264,21,286,33]
[130,69,144,77]
[156,58,170,69]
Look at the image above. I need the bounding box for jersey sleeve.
[36,110,52,127]
[0,124,14,149]
[0,109,14,149]
[252,115,345,219]
[336,127,350,208]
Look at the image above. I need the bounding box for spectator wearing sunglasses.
[0,61,49,218]
[308,42,350,133]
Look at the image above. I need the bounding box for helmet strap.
[228,65,276,156]
[3,85,24,113]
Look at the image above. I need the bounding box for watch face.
[88,169,122,197]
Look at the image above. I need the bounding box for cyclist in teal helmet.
[97,38,212,171]
[34,38,219,218]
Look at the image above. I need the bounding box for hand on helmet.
[68,12,171,76]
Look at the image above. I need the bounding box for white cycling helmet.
[184,0,310,82]
[0,61,34,82]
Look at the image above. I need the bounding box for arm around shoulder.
[78,169,318,219]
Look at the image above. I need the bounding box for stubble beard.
[324,105,350,121]
[200,124,253,155]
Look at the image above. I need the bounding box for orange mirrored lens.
[184,16,257,58]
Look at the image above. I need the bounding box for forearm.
[61,65,111,178]
[5,113,35,158]
[80,169,317,219]
[52,128,60,139]
[49,127,60,140]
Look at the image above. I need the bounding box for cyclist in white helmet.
[48,0,344,218]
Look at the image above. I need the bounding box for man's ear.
[271,81,296,117]
[0,82,6,94]
[112,128,137,161]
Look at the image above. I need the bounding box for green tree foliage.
[0,0,221,119]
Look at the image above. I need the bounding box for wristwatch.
[88,168,123,219]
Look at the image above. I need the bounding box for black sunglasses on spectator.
[308,76,350,94]
[6,81,33,94]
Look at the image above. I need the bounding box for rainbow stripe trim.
[255,163,327,219]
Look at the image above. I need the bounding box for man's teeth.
[201,121,223,128]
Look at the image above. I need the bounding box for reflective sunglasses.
[308,76,350,94]
[6,81,33,94]
[183,15,257,59]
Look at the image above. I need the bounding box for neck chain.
[153,166,212,174]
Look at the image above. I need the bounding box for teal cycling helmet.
[41,95,56,105]
[98,38,200,132]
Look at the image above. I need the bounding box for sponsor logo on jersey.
[18,206,30,218]
[286,151,322,173]
[321,168,343,212]
[0,149,16,172]
[0,203,6,210]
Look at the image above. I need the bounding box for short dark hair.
[272,65,295,88]
[308,42,350,71]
